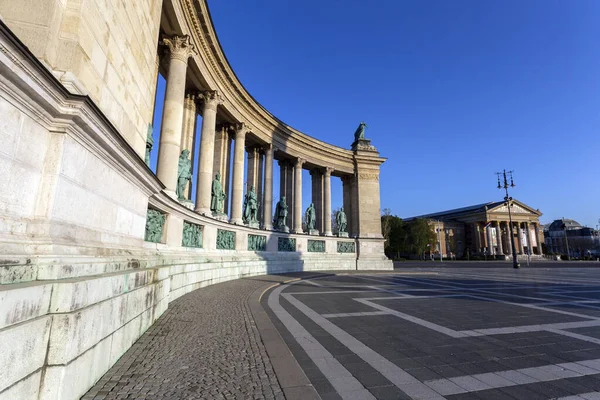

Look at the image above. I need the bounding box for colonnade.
[475,221,543,256]
[153,35,354,236]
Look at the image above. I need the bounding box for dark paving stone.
[84,277,285,400]
[367,385,412,400]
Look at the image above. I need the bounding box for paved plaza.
[83,265,600,399]
[265,267,600,399]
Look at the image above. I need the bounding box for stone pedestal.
[180,200,194,210]
[338,232,349,238]
[277,226,290,233]
[309,229,319,236]
[212,212,228,222]
[245,221,260,229]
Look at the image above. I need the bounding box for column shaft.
[495,221,503,255]
[534,223,542,255]
[263,145,274,230]
[293,158,304,233]
[212,125,231,214]
[310,169,324,232]
[230,124,247,224]
[324,167,333,236]
[257,150,264,223]
[525,222,533,255]
[181,93,197,199]
[194,91,222,214]
[156,35,195,195]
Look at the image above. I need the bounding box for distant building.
[544,219,597,257]
[405,199,543,259]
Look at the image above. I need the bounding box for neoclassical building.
[407,199,544,259]
[0,1,390,398]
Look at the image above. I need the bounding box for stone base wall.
[0,21,390,400]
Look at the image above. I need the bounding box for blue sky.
[155,1,600,228]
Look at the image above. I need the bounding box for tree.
[407,219,437,258]
[381,211,404,259]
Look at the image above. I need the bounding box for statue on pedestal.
[176,149,192,201]
[353,122,368,142]
[305,203,318,234]
[273,196,289,232]
[210,172,226,215]
[243,185,259,227]
[336,207,348,237]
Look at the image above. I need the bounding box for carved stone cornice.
[162,35,196,63]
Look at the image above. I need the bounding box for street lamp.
[496,169,520,269]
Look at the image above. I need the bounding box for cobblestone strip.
[83,277,288,400]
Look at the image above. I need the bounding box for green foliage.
[381,214,436,258]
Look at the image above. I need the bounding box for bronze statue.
[305,203,316,231]
[243,185,259,224]
[176,149,192,200]
[353,122,368,142]
[210,172,226,213]
[274,196,288,229]
[336,207,347,233]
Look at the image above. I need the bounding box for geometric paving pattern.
[264,268,600,399]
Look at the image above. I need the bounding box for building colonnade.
[153,34,355,236]
[473,220,543,256]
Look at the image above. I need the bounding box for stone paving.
[264,268,600,399]
[83,277,288,400]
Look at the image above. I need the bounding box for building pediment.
[488,200,541,216]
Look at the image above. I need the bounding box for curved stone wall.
[0,0,391,398]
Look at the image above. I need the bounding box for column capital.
[162,35,196,63]
[199,90,223,112]
[324,166,334,177]
[295,157,305,167]
[232,122,250,138]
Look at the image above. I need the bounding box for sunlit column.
[262,144,274,230]
[324,167,333,236]
[230,123,248,224]
[193,90,222,214]
[293,157,305,233]
[156,35,195,196]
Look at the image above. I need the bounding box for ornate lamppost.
[496,169,520,269]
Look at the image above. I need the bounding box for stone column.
[287,163,294,226]
[156,35,195,197]
[180,92,197,199]
[324,167,333,236]
[230,123,248,224]
[342,176,353,235]
[263,144,274,230]
[247,146,260,192]
[193,90,222,214]
[310,169,324,232]
[213,124,232,215]
[516,223,524,254]
[278,160,294,225]
[525,222,533,255]
[293,157,305,233]
[495,221,503,255]
[534,223,542,255]
[486,223,493,255]
[257,149,264,222]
